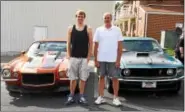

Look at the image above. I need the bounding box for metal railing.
[115,5,136,20]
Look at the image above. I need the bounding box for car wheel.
[171,81,181,94]
[8,91,21,97]
[105,77,113,93]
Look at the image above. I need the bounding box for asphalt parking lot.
[1,56,184,111]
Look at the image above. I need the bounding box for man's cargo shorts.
[67,57,89,81]
[97,62,121,78]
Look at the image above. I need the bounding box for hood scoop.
[136,52,149,57]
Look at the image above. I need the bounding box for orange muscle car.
[1,38,70,93]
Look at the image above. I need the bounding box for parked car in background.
[1,38,70,95]
[106,37,184,94]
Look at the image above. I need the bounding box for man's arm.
[94,42,99,62]
[116,41,123,63]
[93,28,99,67]
[180,47,184,54]
[67,26,72,58]
[116,27,123,67]
[179,38,184,57]
[87,27,93,62]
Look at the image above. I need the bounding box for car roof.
[36,38,67,42]
[123,37,156,41]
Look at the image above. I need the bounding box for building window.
[33,26,48,41]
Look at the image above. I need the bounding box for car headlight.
[2,69,11,78]
[123,69,131,76]
[177,68,184,74]
[12,72,19,78]
[59,71,65,77]
[167,69,174,75]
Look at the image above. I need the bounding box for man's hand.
[94,60,100,68]
[115,41,122,68]
[66,55,70,60]
[87,57,90,63]
[67,26,72,60]
[115,60,120,68]
[87,27,93,64]
[181,53,184,58]
[180,46,184,59]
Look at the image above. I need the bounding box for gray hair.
[103,12,112,19]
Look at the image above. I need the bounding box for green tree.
[114,2,120,11]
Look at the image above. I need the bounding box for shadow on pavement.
[105,86,184,111]
[8,92,107,111]
[7,73,108,111]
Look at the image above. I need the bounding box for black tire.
[170,81,181,94]
[8,91,21,97]
[105,77,113,93]
[6,85,21,97]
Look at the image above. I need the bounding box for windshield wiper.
[54,48,66,60]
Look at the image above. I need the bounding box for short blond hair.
[75,10,86,18]
[103,12,112,19]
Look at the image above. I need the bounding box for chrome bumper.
[118,76,184,82]
[2,78,69,81]
[2,78,18,81]
[59,78,69,80]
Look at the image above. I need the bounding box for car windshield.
[122,40,163,52]
[27,41,67,56]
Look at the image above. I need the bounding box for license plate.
[142,81,156,88]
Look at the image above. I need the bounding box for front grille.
[121,68,176,77]
[22,73,54,85]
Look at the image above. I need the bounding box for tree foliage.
[115,2,120,10]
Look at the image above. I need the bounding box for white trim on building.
[146,12,184,15]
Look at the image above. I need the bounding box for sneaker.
[113,98,122,106]
[65,94,75,105]
[94,96,106,105]
[78,94,88,105]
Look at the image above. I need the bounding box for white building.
[1,1,114,56]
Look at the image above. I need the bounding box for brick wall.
[147,14,184,41]
[140,0,183,5]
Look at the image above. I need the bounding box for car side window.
[39,43,47,50]
[152,42,158,48]
[152,41,161,51]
